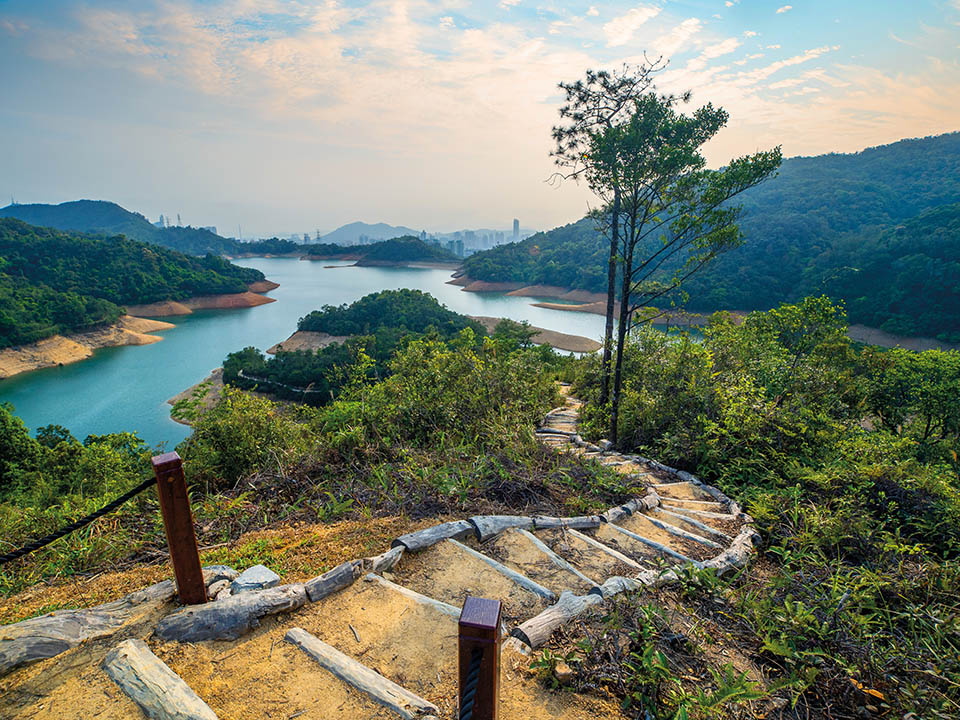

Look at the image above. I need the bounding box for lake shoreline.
[0,316,175,380]
[0,282,280,379]
[451,275,959,352]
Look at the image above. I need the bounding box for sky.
[1,1,958,237]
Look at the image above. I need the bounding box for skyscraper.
[512,218,519,239]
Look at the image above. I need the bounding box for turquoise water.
[0,259,610,449]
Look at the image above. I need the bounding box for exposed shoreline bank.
[451,275,960,352]
[468,316,601,353]
[0,281,279,380]
[0,316,175,380]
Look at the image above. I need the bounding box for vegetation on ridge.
[0,218,265,347]
[464,132,960,341]
[223,290,487,405]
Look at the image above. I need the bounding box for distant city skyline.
[1,0,958,236]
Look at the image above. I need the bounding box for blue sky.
[1,0,958,235]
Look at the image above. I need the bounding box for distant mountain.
[0,200,238,255]
[463,132,960,341]
[321,221,419,245]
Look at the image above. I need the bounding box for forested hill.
[462,132,960,340]
[0,200,238,256]
[239,235,459,264]
[0,219,265,347]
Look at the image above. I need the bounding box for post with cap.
[151,451,207,605]
[458,596,501,720]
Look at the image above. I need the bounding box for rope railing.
[459,646,484,720]
[0,476,155,567]
[1,452,207,606]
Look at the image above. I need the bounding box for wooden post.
[152,452,207,605]
[458,596,501,720]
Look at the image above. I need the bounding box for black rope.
[459,646,485,720]
[0,476,156,567]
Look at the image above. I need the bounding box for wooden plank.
[285,627,439,719]
[653,508,732,541]
[392,520,474,552]
[363,573,461,619]
[152,452,207,605]
[447,539,555,602]
[102,638,218,720]
[510,591,602,649]
[468,516,534,543]
[516,529,599,588]
[605,523,701,567]
[639,514,724,549]
[566,529,645,571]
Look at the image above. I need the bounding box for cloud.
[725,1,735,6]
[649,18,703,58]
[776,5,793,13]
[766,44,781,49]
[603,6,662,47]
[587,6,599,17]
[743,30,757,37]
[499,0,520,8]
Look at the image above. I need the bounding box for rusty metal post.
[152,451,207,605]
[458,596,501,720]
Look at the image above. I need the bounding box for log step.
[285,628,440,719]
[651,507,733,542]
[618,511,723,550]
[649,482,714,501]
[102,638,218,720]
[387,536,549,626]
[483,528,597,594]
[600,521,701,567]
[447,539,556,601]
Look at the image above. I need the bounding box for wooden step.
[286,628,440,719]
[483,529,597,594]
[388,538,549,627]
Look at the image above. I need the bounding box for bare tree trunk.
[610,208,636,444]
[598,187,620,408]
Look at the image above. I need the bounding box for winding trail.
[1,384,758,720]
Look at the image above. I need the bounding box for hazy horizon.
[2,0,958,236]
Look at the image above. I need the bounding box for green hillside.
[0,200,238,255]
[0,219,265,347]
[463,132,960,340]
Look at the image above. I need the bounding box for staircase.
[2,385,756,720]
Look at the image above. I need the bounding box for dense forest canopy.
[0,219,265,347]
[222,289,485,405]
[463,132,960,340]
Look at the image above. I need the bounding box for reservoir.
[0,259,605,449]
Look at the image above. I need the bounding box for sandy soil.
[0,316,176,380]
[470,316,601,353]
[246,280,281,293]
[266,330,349,355]
[484,529,595,595]
[126,291,277,317]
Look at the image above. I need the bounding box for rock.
[230,564,281,594]
[207,580,230,598]
[598,439,613,451]
[202,565,239,586]
[554,661,574,684]
[156,584,307,642]
[214,587,232,601]
[102,638,218,720]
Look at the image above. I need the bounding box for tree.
[551,63,669,408]
[585,93,781,442]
